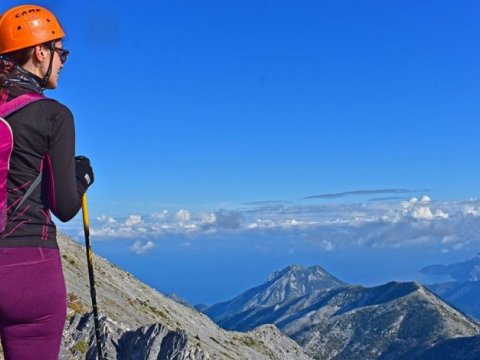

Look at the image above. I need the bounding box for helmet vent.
[47,18,51,22]
[52,30,55,34]
[17,26,22,31]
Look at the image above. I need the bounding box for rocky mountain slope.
[206,269,480,359]
[282,282,480,359]
[0,233,311,360]
[206,264,345,324]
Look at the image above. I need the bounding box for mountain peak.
[264,264,345,300]
[267,264,338,284]
[206,263,345,330]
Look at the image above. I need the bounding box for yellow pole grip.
[82,194,90,237]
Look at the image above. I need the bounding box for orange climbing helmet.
[0,5,65,55]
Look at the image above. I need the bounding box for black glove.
[75,155,94,190]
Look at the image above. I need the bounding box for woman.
[0,5,94,359]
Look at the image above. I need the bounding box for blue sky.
[6,0,480,304]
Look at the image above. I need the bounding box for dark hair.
[4,47,35,67]
[1,47,35,88]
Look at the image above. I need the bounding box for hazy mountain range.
[205,264,480,360]
[427,281,480,320]
[421,253,480,281]
[421,254,480,320]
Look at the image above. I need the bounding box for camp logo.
[15,8,42,18]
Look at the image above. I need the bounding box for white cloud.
[201,213,216,225]
[412,207,434,220]
[211,209,244,230]
[182,223,198,231]
[89,226,117,237]
[322,240,334,251]
[176,209,191,222]
[464,205,480,216]
[420,196,431,203]
[152,210,168,219]
[441,235,457,244]
[130,240,155,254]
[97,215,116,224]
[435,210,449,219]
[125,215,142,227]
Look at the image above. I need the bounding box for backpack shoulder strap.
[0,93,48,118]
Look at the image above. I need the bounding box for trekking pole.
[81,194,103,360]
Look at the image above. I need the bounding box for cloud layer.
[81,196,480,255]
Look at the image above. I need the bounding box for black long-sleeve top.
[1,70,87,248]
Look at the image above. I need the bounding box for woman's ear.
[33,45,46,63]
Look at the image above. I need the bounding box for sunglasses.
[53,47,70,64]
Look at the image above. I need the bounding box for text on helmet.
[15,9,42,18]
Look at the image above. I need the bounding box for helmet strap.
[40,46,55,89]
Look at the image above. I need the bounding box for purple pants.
[0,247,66,360]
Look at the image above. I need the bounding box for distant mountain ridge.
[205,264,480,360]
[421,254,480,320]
[206,264,345,323]
[421,253,480,281]
[427,281,480,320]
